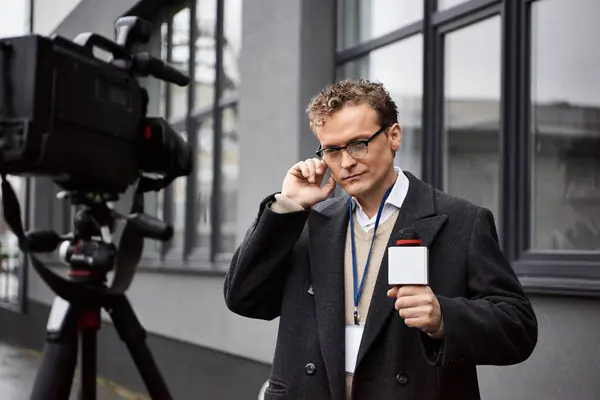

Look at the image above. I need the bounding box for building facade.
[1,0,600,399]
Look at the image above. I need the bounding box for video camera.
[0,16,191,194]
[0,16,193,399]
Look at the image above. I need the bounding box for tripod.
[0,14,190,400]
[26,192,174,400]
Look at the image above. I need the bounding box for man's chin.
[340,181,366,198]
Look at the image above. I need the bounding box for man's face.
[315,103,402,199]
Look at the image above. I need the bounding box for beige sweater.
[270,195,399,399]
[343,208,399,399]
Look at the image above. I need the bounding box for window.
[337,0,423,50]
[170,8,190,122]
[162,3,189,253]
[219,106,239,253]
[142,0,241,266]
[196,118,213,249]
[139,21,170,259]
[218,0,242,255]
[0,176,25,310]
[222,0,242,99]
[172,154,188,249]
[530,0,600,251]
[443,17,501,222]
[335,0,598,291]
[337,35,424,177]
[194,0,217,111]
[144,191,164,255]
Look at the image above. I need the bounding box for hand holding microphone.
[387,285,443,338]
[386,228,444,338]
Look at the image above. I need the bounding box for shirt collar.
[352,166,409,211]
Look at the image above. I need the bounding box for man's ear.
[389,123,402,151]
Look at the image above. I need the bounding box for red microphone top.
[395,228,422,246]
[395,239,422,246]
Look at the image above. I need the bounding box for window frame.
[139,0,239,272]
[513,0,600,291]
[0,176,30,313]
[336,0,600,296]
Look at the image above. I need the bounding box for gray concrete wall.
[50,0,142,39]
[235,0,336,240]
[478,294,600,400]
[32,0,84,35]
[26,266,278,363]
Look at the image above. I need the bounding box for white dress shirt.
[352,166,409,232]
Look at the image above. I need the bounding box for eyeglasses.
[315,124,390,164]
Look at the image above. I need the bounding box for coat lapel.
[308,197,349,400]
[355,172,448,372]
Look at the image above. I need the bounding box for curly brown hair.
[305,79,398,132]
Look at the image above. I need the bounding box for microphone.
[388,228,428,286]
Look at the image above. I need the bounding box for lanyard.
[349,184,394,325]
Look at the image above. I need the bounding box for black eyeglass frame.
[315,123,391,161]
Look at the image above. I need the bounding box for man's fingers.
[294,161,309,180]
[315,159,325,175]
[388,285,425,299]
[397,285,429,298]
[398,306,430,319]
[394,295,426,310]
[305,159,317,183]
[290,159,328,184]
[403,317,427,329]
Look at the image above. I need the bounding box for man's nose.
[339,150,357,169]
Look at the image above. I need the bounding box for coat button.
[396,373,409,385]
[304,363,316,375]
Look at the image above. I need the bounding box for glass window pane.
[220,106,239,253]
[444,17,501,222]
[196,118,214,249]
[159,21,169,118]
[143,191,164,255]
[223,0,242,99]
[172,131,189,248]
[337,35,423,178]
[170,8,190,121]
[438,0,469,11]
[337,0,423,51]
[0,176,23,305]
[195,0,217,111]
[530,0,600,251]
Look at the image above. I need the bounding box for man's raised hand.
[281,158,337,209]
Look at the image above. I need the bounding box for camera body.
[0,34,143,193]
[0,18,191,195]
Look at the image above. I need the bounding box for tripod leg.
[30,297,79,400]
[78,309,101,400]
[107,295,173,400]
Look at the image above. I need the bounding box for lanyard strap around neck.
[349,184,394,325]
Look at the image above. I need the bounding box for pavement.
[0,341,148,400]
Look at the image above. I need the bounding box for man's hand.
[281,158,337,209]
[386,285,444,338]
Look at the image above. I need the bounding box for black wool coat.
[224,171,538,400]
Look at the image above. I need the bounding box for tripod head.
[23,190,172,304]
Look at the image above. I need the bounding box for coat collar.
[308,171,448,398]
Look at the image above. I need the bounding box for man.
[224,79,537,399]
